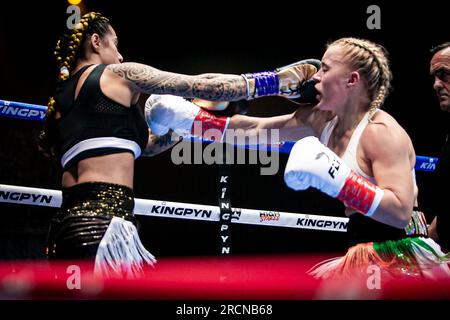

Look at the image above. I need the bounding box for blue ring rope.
[0,99,438,172]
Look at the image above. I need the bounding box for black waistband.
[61,181,135,215]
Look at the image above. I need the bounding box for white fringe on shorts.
[94,217,156,278]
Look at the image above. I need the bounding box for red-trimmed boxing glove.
[284,136,384,216]
[145,94,229,141]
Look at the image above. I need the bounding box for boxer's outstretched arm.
[144,95,331,143]
[106,62,248,101]
[107,59,319,101]
[225,106,330,143]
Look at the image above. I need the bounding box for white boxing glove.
[284,136,384,216]
[145,94,200,137]
[145,94,230,141]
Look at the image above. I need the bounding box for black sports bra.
[53,64,149,169]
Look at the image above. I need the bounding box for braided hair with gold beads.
[38,12,110,158]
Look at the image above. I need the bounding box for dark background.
[0,0,448,260]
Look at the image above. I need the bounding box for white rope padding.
[0,184,348,232]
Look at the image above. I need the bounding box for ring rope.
[0,183,348,232]
[0,99,439,172]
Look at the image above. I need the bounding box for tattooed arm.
[141,129,181,157]
[106,62,249,101]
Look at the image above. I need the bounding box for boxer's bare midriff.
[62,152,134,189]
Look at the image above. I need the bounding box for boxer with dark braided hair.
[41,11,319,277]
[39,12,111,158]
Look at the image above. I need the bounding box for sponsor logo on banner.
[419,162,436,171]
[296,216,347,231]
[150,204,213,219]
[259,211,280,223]
[0,104,46,120]
[0,191,53,204]
[231,209,241,222]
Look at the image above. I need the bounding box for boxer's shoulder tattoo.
[106,62,247,101]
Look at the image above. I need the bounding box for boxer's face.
[313,45,353,112]
[430,47,450,112]
[93,25,123,64]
